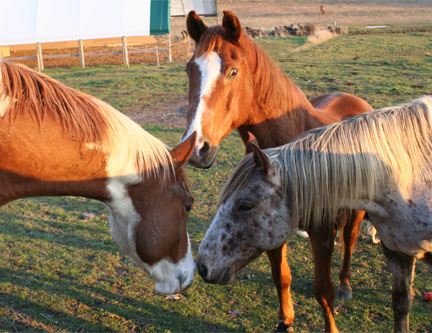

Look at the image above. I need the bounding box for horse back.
[311,93,373,124]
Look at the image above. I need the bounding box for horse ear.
[250,143,269,175]
[222,10,242,42]
[170,131,197,169]
[187,11,208,43]
[245,131,259,154]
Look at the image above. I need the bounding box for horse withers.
[0,61,196,295]
[197,96,432,332]
[182,9,373,330]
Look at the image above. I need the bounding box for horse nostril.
[178,273,186,285]
[220,267,233,285]
[197,263,208,279]
[199,141,210,158]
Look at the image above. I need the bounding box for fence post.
[167,34,172,63]
[122,36,129,67]
[188,39,192,55]
[78,39,85,68]
[36,42,44,71]
[156,45,160,67]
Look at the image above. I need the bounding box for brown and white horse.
[197,96,432,332]
[182,10,373,331]
[0,61,196,295]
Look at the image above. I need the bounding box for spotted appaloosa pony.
[182,10,373,330]
[198,96,432,332]
[0,60,197,295]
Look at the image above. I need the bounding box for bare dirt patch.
[128,97,189,128]
[174,0,432,32]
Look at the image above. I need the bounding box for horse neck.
[0,170,111,206]
[0,119,112,205]
[241,37,322,148]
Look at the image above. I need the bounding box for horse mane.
[194,25,312,128]
[0,61,173,183]
[220,96,432,228]
[195,26,226,58]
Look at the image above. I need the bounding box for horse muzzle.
[188,142,219,169]
[154,269,194,295]
[197,261,234,285]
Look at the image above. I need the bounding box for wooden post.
[167,34,172,63]
[1,47,10,58]
[36,42,44,71]
[122,36,129,67]
[156,45,160,67]
[78,39,85,68]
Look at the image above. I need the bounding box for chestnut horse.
[182,10,373,331]
[0,61,196,295]
[197,96,432,332]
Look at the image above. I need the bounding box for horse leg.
[336,210,365,299]
[308,226,338,333]
[381,243,416,333]
[423,252,432,266]
[266,243,295,332]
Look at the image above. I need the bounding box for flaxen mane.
[0,61,173,182]
[220,96,432,228]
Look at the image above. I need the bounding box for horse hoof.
[275,323,294,332]
[336,287,353,299]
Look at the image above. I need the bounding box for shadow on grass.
[229,254,316,298]
[0,291,107,331]
[0,211,118,253]
[0,268,235,331]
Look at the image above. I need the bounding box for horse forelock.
[0,60,174,185]
[195,26,226,58]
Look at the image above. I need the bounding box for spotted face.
[108,134,197,295]
[181,11,255,168]
[196,147,293,284]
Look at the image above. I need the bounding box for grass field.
[1,30,432,331]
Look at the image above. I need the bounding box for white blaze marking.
[182,51,222,149]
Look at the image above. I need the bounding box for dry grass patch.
[294,30,337,51]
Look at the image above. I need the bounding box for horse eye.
[184,205,192,213]
[228,68,238,78]
[237,201,254,212]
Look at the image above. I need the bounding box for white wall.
[0,0,152,46]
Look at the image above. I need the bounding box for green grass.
[1,31,432,331]
[45,64,188,113]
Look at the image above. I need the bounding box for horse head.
[196,144,292,283]
[109,133,197,295]
[181,10,257,168]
